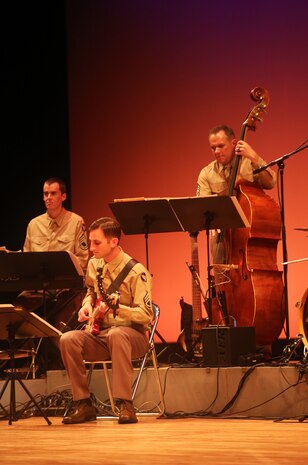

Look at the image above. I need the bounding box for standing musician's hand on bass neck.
[235,139,275,188]
[235,140,260,164]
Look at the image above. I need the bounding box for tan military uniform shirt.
[83,248,152,331]
[196,157,276,196]
[23,208,89,270]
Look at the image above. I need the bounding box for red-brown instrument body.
[221,181,284,345]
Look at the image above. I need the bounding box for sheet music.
[0,304,63,339]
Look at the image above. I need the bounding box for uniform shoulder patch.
[79,233,88,250]
[143,291,151,310]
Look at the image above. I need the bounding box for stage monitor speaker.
[201,326,256,367]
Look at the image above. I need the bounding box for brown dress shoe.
[62,398,96,424]
[118,400,138,424]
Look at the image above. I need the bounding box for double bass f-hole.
[239,248,248,280]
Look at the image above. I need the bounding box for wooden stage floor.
[1,360,308,464]
[1,415,308,465]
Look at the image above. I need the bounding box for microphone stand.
[253,143,308,341]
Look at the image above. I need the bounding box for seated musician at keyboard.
[14,177,88,318]
[10,178,89,371]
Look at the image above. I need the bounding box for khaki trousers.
[59,326,149,401]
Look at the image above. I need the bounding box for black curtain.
[0,1,70,251]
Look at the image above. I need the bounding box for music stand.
[168,195,249,321]
[109,198,184,269]
[0,250,84,293]
[0,251,84,373]
[168,195,249,232]
[0,304,62,425]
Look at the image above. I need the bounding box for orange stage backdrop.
[66,0,308,343]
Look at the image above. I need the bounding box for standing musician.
[59,216,152,425]
[197,124,276,196]
[195,124,282,352]
[196,125,277,265]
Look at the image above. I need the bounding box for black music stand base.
[0,304,63,425]
[0,365,51,425]
[0,331,51,425]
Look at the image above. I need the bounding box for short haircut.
[209,125,235,139]
[89,217,121,241]
[44,177,67,194]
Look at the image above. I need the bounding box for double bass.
[216,87,285,347]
